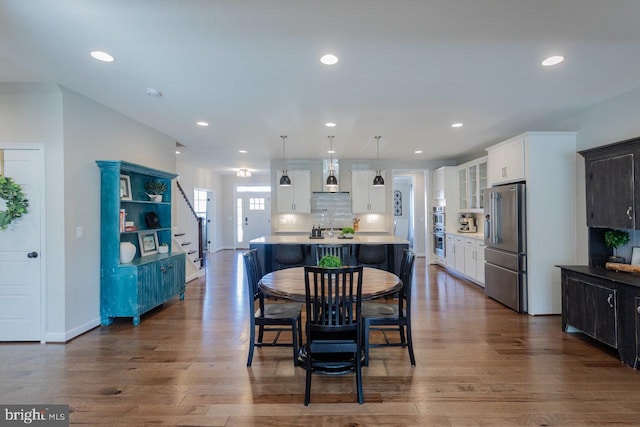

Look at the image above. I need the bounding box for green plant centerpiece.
[145,180,167,202]
[318,254,342,268]
[340,226,355,238]
[604,229,630,263]
[0,175,29,231]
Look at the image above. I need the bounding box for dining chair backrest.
[399,249,415,307]
[315,244,351,266]
[243,249,263,307]
[303,265,364,333]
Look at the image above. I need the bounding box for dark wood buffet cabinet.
[559,266,640,369]
[561,136,640,369]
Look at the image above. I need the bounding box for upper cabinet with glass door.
[458,156,488,213]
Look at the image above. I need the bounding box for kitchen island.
[249,235,409,274]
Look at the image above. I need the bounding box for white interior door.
[0,147,43,341]
[236,193,270,248]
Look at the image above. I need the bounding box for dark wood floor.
[3,250,640,426]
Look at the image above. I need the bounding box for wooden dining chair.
[362,249,416,366]
[243,249,303,367]
[303,265,364,405]
[315,244,352,266]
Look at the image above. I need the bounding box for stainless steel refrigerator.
[484,182,527,313]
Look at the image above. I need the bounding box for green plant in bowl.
[340,226,355,236]
[318,255,342,268]
[605,229,630,262]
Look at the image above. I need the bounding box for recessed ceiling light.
[196,121,209,127]
[414,150,423,154]
[238,150,248,154]
[145,88,163,97]
[320,54,339,65]
[90,51,115,62]
[327,150,335,154]
[175,150,181,154]
[541,55,565,67]
[325,122,336,127]
[451,123,464,128]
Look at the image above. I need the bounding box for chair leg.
[291,319,299,367]
[304,346,312,405]
[399,323,406,344]
[355,350,364,404]
[247,323,255,367]
[406,322,416,366]
[257,324,265,344]
[363,319,370,366]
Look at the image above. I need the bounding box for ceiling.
[2,1,640,175]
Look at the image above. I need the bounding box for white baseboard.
[45,318,100,343]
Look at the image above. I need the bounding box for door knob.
[27,252,38,258]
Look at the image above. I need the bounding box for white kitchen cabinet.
[277,170,311,213]
[433,167,445,201]
[454,235,465,272]
[464,238,476,278]
[475,239,485,286]
[458,156,488,213]
[487,136,525,186]
[445,234,456,269]
[351,170,386,213]
[442,234,485,286]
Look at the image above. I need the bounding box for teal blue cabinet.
[96,160,186,326]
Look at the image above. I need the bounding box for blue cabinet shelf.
[96,160,186,326]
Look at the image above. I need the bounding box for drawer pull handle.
[607,294,614,308]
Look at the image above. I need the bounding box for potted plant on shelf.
[318,255,342,268]
[145,180,167,202]
[605,229,630,263]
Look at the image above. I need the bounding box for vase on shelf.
[146,193,163,202]
[120,241,136,263]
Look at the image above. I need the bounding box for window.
[249,197,265,211]
[193,189,207,219]
[236,198,243,243]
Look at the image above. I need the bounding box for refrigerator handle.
[491,192,499,244]
[484,214,491,241]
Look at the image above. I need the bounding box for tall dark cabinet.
[559,136,640,370]
[581,139,639,229]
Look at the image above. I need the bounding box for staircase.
[175,181,206,283]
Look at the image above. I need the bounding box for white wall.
[0,83,65,340]
[175,161,223,252]
[0,83,179,341]
[556,85,640,264]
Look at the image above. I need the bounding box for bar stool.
[357,244,386,269]
[273,244,305,270]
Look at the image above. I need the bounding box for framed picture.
[120,175,132,201]
[138,231,158,256]
[632,247,640,266]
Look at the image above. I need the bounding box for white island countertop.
[250,235,409,245]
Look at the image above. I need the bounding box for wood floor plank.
[2,249,640,426]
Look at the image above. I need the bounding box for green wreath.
[0,175,29,231]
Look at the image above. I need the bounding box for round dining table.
[259,266,402,372]
[258,266,402,302]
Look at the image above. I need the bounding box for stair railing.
[175,181,206,268]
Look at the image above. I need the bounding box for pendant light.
[279,135,291,186]
[373,135,385,186]
[326,135,338,189]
